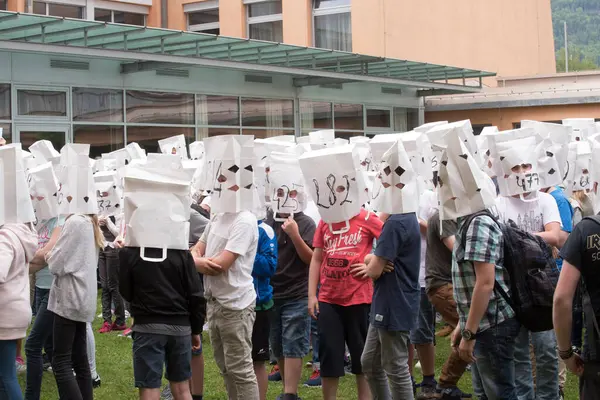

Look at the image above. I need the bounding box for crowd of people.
[0,117,599,400]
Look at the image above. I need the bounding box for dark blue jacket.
[252,221,278,306]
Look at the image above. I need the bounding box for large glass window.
[33,2,84,19]
[366,108,391,129]
[300,101,332,132]
[0,84,10,121]
[19,131,66,153]
[0,0,6,11]
[126,127,194,154]
[73,126,124,159]
[247,1,283,42]
[334,103,363,131]
[313,0,351,51]
[242,98,293,128]
[94,9,146,26]
[72,88,123,123]
[199,127,240,138]
[187,8,220,34]
[17,90,67,117]
[197,95,239,126]
[126,91,194,125]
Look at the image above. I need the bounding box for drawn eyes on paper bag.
[312,174,353,209]
[212,162,254,196]
[275,185,301,211]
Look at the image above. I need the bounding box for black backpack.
[460,210,559,332]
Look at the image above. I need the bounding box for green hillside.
[553,0,600,71]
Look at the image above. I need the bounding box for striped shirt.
[452,214,515,333]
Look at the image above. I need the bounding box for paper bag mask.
[370,140,418,214]
[437,128,497,220]
[189,141,205,161]
[414,121,448,133]
[27,162,60,222]
[562,118,596,141]
[521,120,570,186]
[426,120,483,168]
[299,144,367,232]
[94,171,122,217]
[56,144,98,215]
[102,148,130,170]
[350,139,373,171]
[566,140,592,193]
[125,142,147,161]
[589,135,600,213]
[158,135,189,160]
[199,135,257,214]
[29,140,60,165]
[124,160,191,259]
[269,151,308,219]
[0,144,36,224]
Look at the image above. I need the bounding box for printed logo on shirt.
[323,227,364,254]
[498,210,544,233]
[375,314,383,322]
[586,234,600,261]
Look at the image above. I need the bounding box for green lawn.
[20,297,580,399]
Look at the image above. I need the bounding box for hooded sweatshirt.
[48,215,99,323]
[0,223,38,340]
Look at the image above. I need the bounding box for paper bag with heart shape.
[158,134,189,160]
[370,140,418,215]
[199,135,257,214]
[56,144,98,215]
[27,161,60,222]
[124,158,191,257]
[0,144,36,225]
[437,127,497,220]
[299,144,367,230]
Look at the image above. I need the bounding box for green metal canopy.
[0,11,495,93]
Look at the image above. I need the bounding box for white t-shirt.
[201,211,258,310]
[418,190,438,288]
[494,192,562,234]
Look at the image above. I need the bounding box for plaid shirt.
[452,214,515,333]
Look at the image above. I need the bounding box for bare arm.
[210,250,238,272]
[419,218,428,235]
[535,222,561,248]
[308,248,323,299]
[289,231,313,265]
[106,217,120,238]
[553,261,580,352]
[463,261,496,334]
[557,230,570,249]
[442,235,455,252]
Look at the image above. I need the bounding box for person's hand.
[282,216,299,238]
[192,334,201,352]
[565,353,585,376]
[383,261,394,274]
[98,216,107,226]
[450,325,461,351]
[458,338,476,363]
[194,256,222,276]
[350,263,380,280]
[308,295,319,320]
[0,137,5,146]
[113,236,125,248]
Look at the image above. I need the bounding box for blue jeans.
[0,339,22,400]
[25,288,54,400]
[269,298,310,359]
[514,327,559,400]
[474,318,520,400]
[409,288,436,345]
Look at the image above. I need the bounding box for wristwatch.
[461,329,476,341]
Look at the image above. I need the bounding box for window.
[242,97,294,137]
[126,127,194,154]
[197,95,239,126]
[0,124,10,145]
[0,84,10,121]
[472,124,492,136]
[72,88,123,123]
[73,126,124,159]
[300,101,332,133]
[334,103,363,131]
[366,108,391,129]
[94,9,146,26]
[126,91,194,125]
[313,0,351,51]
[17,90,67,117]
[247,0,283,42]
[0,0,6,10]
[187,6,220,34]
[33,2,83,19]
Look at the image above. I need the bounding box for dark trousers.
[52,314,93,400]
[99,246,125,326]
[25,288,54,400]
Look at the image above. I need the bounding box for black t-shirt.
[266,212,316,301]
[560,217,600,321]
[425,211,458,293]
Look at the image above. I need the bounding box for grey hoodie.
[0,223,38,340]
[48,215,99,323]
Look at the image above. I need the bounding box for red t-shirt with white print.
[313,208,383,306]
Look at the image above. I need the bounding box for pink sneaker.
[15,356,26,374]
[111,323,127,331]
[98,322,112,333]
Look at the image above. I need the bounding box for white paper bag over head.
[562,118,596,141]
[0,144,36,225]
[56,144,98,215]
[189,141,205,161]
[94,171,123,217]
[125,142,147,161]
[158,134,189,160]
[370,140,419,215]
[566,140,592,193]
[269,151,308,219]
[414,121,448,134]
[199,135,257,214]
[29,140,60,165]
[27,162,60,222]
[426,120,483,168]
[589,135,600,214]
[123,161,191,257]
[298,144,367,232]
[437,127,497,220]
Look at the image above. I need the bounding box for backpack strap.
[582,215,600,227]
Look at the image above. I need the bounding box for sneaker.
[119,328,133,338]
[304,370,322,387]
[15,357,26,374]
[305,360,313,368]
[416,384,437,400]
[268,364,282,382]
[161,384,173,400]
[111,322,127,331]
[344,354,353,375]
[438,387,472,400]
[98,322,112,334]
[92,375,101,388]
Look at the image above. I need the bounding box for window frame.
[94,8,147,26]
[246,0,283,41]
[32,1,85,18]
[312,0,352,50]
[13,85,71,122]
[187,8,220,34]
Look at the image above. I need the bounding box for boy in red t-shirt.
[308,208,383,400]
